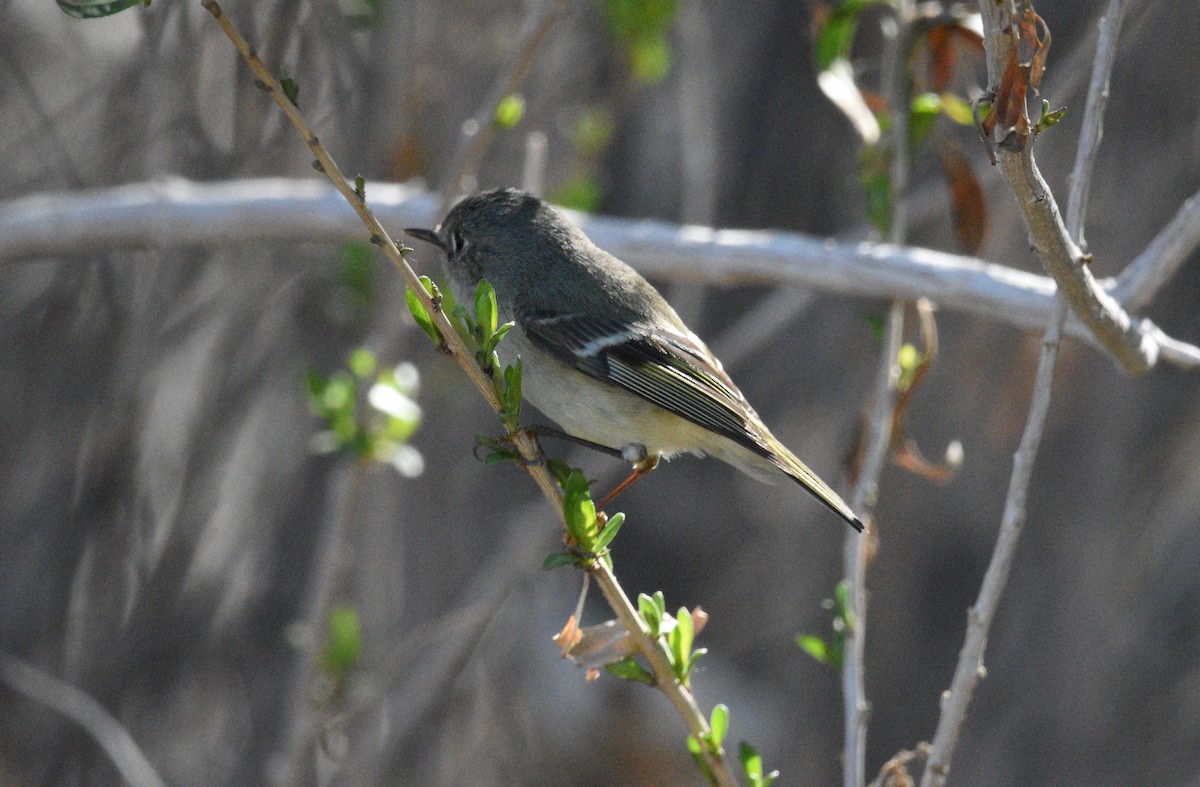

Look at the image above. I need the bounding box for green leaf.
[909,92,942,148]
[671,608,694,681]
[815,9,859,72]
[493,93,526,129]
[629,36,672,83]
[474,280,499,337]
[542,551,578,570]
[279,67,300,107]
[354,174,366,199]
[709,704,729,747]
[348,347,377,379]
[338,242,374,304]
[796,634,832,666]
[593,511,624,552]
[406,277,444,347]
[572,108,615,157]
[605,656,655,685]
[56,0,142,18]
[687,734,716,783]
[549,175,602,213]
[562,470,598,548]
[638,592,663,637]
[322,605,363,677]
[740,741,763,780]
[940,92,975,125]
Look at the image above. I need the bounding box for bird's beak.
[404,227,445,251]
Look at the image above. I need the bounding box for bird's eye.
[447,230,469,257]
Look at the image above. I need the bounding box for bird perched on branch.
[407,189,862,532]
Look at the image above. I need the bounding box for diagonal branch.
[196,2,734,783]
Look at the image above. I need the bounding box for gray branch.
[1,178,1196,368]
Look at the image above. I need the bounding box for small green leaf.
[796,634,832,665]
[815,8,858,71]
[671,608,694,681]
[638,592,663,637]
[354,174,366,200]
[629,35,672,83]
[605,657,655,685]
[562,470,597,548]
[279,67,300,107]
[542,551,578,570]
[549,175,602,213]
[474,280,499,337]
[338,242,374,305]
[687,734,716,783]
[593,512,625,552]
[406,277,445,347]
[740,741,763,780]
[322,605,363,678]
[940,92,975,125]
[493,93,526,129]
[909,92,943,148]
[56,0,142,18]
[348,347,377,379]
[709,704,729,747]
[1034,100,1067,135]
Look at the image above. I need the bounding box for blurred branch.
[921,4,1125,783]
[1112,186,1200,311]
[437,0,568,214]
[842,3,918,781]
[0,651,166,787]
[197,3,734,783]
[5,177,1198,368]
[977,1,1155,376]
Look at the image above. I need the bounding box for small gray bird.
[407,189,862,531]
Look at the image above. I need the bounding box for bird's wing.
[522,311,767,456]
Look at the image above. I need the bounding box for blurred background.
[2,0,1199,784]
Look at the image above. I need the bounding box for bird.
[406,189,862,532]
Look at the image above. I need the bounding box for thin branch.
[1112,186,1200,311]
[437,0,568,213]
[977,2,1156,376]
[197,3,734,783]
[921,5,1126,782]
[918,298,1068,787]
[1065,0,1125,247]
[0,651,166,787]
[4,178,1197,369]
[842,2,917,780]
[844,301,904,787]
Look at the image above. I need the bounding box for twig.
[0,651,166,787]
[1065,0,1125,248]
[844,301,904,787]
[197,2,734,783]
[1112,186,1200,311]
[977,1,1155,376]
[842,5,917,781]
[4,178,1199,369]
[920,5,1126,783]
[437,0,568,213]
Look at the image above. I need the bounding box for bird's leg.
[524,424,625,460]
[596,453,659,510]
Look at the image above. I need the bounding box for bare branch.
[922,5,1126,782]
[2,177,1197,369]
[0,651,166,787]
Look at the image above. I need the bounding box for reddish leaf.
[939,142,987,254]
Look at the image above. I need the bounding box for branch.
[921,4,1126,782]
[196,3,734,783]
[3,178,1197,369]
[0,651,166,787]
[977,1,1156,376]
